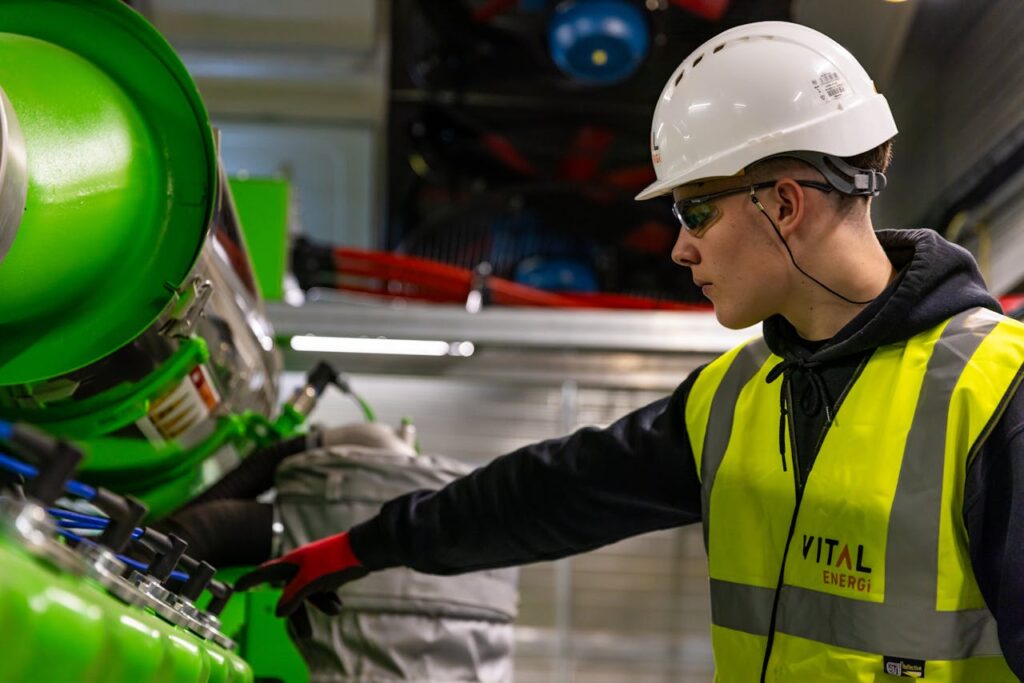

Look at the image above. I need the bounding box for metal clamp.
[208,629,236,651]
[77,542,143,606]
[0,85,27,265]
[130,571,184,625]
[160,276,214,338]
[195,608,236,650]
[0,498,86,576]
[162,592,217,640]
[129,562,240,649]
[196,611,236,650]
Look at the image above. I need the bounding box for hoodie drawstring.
[766,358,835,472]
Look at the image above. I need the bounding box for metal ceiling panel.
[138,0,379,52]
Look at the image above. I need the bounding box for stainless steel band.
[0,84,27,264]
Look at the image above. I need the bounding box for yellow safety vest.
[685,308,1024,682]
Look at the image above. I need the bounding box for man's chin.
[713,306,760,331]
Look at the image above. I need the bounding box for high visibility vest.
[685,308,1024,682]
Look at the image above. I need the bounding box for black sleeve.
[964,378,1024,678]
[349,367,706,574]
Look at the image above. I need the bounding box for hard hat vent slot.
[692,54,704,67]
[713,44,725,54]
[674,69,686,86]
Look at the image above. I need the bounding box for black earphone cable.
[749,188,878,306]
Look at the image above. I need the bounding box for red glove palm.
[234,531,369,617]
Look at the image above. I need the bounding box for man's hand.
[234,531,369,617]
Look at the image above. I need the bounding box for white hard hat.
[636,21,898,201]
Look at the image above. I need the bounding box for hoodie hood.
[763,228,1001,362]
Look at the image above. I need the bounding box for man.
[239,22,1024,681]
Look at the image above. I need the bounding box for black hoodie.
[350,229,1024,676]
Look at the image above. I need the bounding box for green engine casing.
[0,523,252,682]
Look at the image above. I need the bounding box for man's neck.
[783,230,897,342]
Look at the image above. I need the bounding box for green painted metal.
[229,177,290,302]
[82,418,249,520]
[0,331,308,518]
[0,0,216,386]
[0,533,252,683]
[116,408,311,518]
[0,337,210,437]
[0,336,216,519]
[275,403,308,441]
[209,567,310,683]
[69,410,308,520]
[124,463,203,522]
[236,590,311,683]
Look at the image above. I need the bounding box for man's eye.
[684,203,717,232]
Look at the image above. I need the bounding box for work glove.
[234,530,370,618]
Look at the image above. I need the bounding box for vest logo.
[802,534,873,593]
[884,656,926,678]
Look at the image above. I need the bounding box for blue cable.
[0,451,35,479]
[2,443,194,586]
[56,528,188,583]
[56,521,144,540]
[57,520,106,531]
[121,555,189,583]
[0,451,97,501]
[0,420,12,441]
[48,508,110,526]
[66,480,97,500]
[48,510,146,542]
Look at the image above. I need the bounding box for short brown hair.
[842,139,894,176]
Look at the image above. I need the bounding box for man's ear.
[772,178,806,239]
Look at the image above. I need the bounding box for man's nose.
[671,229,699,267]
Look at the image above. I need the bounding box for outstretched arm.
[351,367,706,574]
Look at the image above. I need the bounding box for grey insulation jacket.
[275,444,519,683]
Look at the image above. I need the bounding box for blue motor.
[515,256,600,293]
[548,0,650,85]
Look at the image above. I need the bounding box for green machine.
[0,497,251,683]
[0,2,314,681]
[0,0,300,519]
[229,177,291,303]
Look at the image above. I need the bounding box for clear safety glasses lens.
[672,200,722,236]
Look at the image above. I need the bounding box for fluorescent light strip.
[290,335,475,357]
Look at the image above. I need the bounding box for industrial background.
[156,1,1024,680]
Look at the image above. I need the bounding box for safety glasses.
[671,179,833,236]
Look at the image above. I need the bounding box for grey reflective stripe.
[886,308,998,601]
[708,309,1009,660]
[712,582,1001,659]
[710,579,773,637]
[776,585,1003,659]
[700,338,771,550]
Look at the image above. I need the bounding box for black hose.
[143,434,313,569]
[155,500,275,568]
[180,434,312,509]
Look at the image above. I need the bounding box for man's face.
[670,178,786,329]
